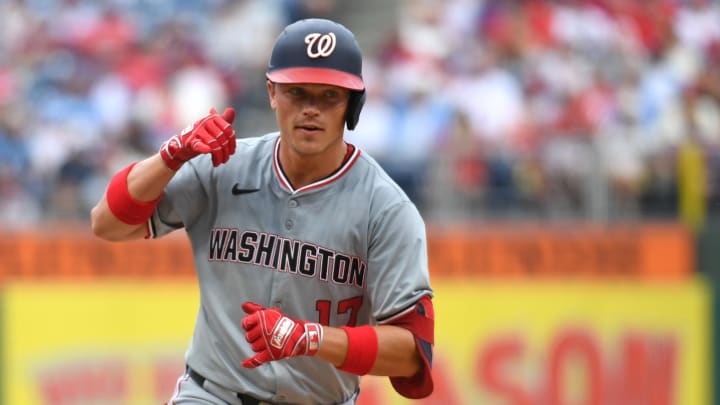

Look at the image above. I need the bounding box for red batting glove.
[159,107,236,170]
[240,302,324,368]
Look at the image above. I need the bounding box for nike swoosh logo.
[232,184,260,195]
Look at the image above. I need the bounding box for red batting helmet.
[266,18,366,130]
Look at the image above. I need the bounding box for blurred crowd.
[1,0,719,228]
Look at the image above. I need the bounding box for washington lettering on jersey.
[209,228,366,288]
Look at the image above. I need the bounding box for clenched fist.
[160,107,236,170]
[240,302,324,368]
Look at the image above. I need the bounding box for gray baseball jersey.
[151,132,433,405]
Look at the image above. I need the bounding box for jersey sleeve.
[149,157,211,238]
[384,295,434,399]
[367,200,434,398]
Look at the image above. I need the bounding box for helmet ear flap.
[345,90,366,130]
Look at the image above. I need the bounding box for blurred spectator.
[0,106,41,227]
[383,62,454,211]
[203,0,284,72]
[168,49,230,128]
[674,0,720,52]
[344,60,394,162]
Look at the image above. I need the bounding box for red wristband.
[106,162,163,225]
[337,325,378,375]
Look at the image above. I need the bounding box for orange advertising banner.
[426,222,693,279]
[0,226,195,281]
[0,222,693,280]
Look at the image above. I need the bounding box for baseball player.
[91,18,434,405]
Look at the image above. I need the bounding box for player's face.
[268,81,349,156]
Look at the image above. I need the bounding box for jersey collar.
[273,136,361,194]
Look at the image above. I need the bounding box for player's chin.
[291,131,325,148]
[296,143,327,157]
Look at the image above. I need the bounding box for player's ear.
[267,80,277,110]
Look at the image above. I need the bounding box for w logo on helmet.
[304,32,336,58]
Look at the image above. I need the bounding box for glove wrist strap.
[159,136,185,171]
[337,325,378,375]
[304,323,324,356]
[106,162,163,225]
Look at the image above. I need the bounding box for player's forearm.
[91,154,174,241]
[317,325,420,377]
[371,325,421,376]
[126,154,177,199]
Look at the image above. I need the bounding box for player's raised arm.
[90,108,236,241]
